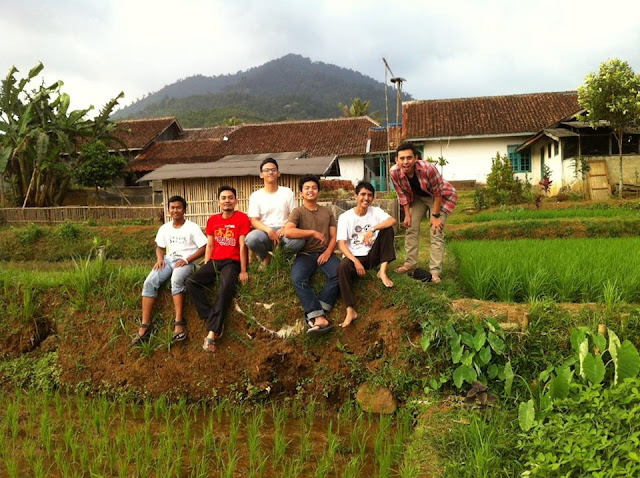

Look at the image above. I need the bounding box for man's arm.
[338,239,366,276]
[250,217,280,242]
[152,246,165,270]
[283,221,326,244]
[238,235,249,284]
[204,236,215,263]
[362,216,397,246]
[317,226,337,265]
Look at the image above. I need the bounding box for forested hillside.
[113,54,412,127]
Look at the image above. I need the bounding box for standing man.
[133,195,206,344]
[391,142,457,283]
[246,158,304,268]
[284,174,340,337]
[186,186,251,353]
[337,181,397,327]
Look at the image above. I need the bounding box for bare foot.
[431,275,442,284]
[340,308,358,328]
[312,315,329,328]
[377,271,394,288]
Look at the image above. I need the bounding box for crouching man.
[284,174,340,337]
[337,181,397,327]
[186,186,250,353]
[133,195,206,344]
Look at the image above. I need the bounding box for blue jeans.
[141,256,195,297]
[291,252,340,320]
[245,227,305,260]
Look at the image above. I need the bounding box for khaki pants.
[404,195,447,275]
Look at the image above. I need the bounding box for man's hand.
[267,228,280,245]
[276,228,287,239]
[174,259,188,268]
[239,272,249,284]
[401,216,411,229]
[353,258,366,277]
[152,260,165,271]
[312,231,327,245]
[430,216,443,233]
[317,250,331,265]
[363,229,375,246]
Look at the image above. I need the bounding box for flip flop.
[202,337,216,353]
[306,318,334,338]
[394,264,415,274]
[131,323,151,345]
[172,321,187,342]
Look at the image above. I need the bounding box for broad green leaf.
[609,329,622,384]
[593,333,606,354]
[504,361,514,396]
[478,346,492,365]
[518,399,535,432]
[549,367,572,399]
[420,334,431,352]
[539,393,552,412]
[487,332,505,354]
[582,353,605,385]
[461,350,473,367]
[0,146,12,174]
[473,325,486,351]
[453,365,477,388]
[486,317,500,332]
[578,338,589,379]
[451,343,463,364]
[618,340,640,380]
[487,363,498,379]
[461,332,474,348]
[570,328,587,352]
[445,323,458,339]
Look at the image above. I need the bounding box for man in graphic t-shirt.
[186,186,251,353]
[337,181,397,327]
[132,195,207,344]
[246,158,304,268]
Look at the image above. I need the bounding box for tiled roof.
[403,91,580,139]
[128,139,224,172]
[110,117,180,150]
[216,117,379,157]
[180,127,236,141]
[368,128,392,153]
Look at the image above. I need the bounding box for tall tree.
[0,63,124,206]
[338,97,374,117]
[578,58,640,197]
[73,140,127,204]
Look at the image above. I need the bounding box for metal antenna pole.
[383,58,391,191]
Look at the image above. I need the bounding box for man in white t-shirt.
[337,181,397,327]
[132,195,207,344]
[246,158,304,268]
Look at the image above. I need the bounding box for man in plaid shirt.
[390,142,457,283]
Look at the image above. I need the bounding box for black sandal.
[172,321,187,342]
[131,323,151,344]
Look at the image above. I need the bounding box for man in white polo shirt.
[246,158,304,268]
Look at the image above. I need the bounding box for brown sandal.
[394,264,415,274]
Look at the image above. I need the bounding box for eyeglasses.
[261,168,278,173]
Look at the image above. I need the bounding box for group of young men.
[132,141,457,352]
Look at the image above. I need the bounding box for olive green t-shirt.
[287,205,337,253]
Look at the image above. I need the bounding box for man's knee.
[283,237,305,254]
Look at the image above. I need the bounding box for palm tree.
[338,98,375,118]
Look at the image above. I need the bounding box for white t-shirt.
[155,220,207,261]
[247,186,297,228]
[337,206,391,257]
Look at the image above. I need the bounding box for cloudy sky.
[2,0,639,113]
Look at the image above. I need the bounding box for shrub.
[485,152,531,206]
[56,221,82,240]
[15,223,44,245]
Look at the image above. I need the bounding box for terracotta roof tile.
[180,127,236,140]
[110,117,180,150]
[216,117,379,157]
[368,128,392,153]
[128,139,224,172]
[403,91,580,139]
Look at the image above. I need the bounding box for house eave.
[407,132,536,142]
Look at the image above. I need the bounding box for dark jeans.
[291,252,340,321]
[186,259,240,335]
[338,227,396,307]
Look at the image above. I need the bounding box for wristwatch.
[432,213,441,218]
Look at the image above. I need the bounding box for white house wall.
[336,156,364,184]
[420,136,531,183]
[528,137,563,194]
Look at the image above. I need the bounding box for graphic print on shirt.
[350,223,373,247]
[214,224,236,247]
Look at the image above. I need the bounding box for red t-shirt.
[205,211,251,262]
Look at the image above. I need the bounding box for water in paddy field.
[0,388,414,477]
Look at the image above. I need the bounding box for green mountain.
[112,54,412,127]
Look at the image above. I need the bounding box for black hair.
[218,185,237,198]
[259,157,279,172]
[167,195,187,209]
[298,174,321,192]
[355,181,375,195]
[396,141,419,156]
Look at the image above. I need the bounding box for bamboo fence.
[0,206,163,224]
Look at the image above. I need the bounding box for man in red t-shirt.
[186,185,251,353]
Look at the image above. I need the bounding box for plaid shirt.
[390,160,457,214]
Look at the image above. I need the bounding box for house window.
[547,143,552,158]
[554,141,559,156]
[508,145,531,173]
[540,147,545,161]
[612,134,640,154]
[582,134,610,155]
